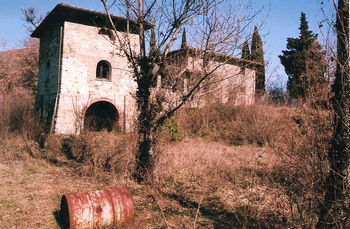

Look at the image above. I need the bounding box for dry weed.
[0,135,127,229]
[176,103,293,147]
[0,96,333,228]
[148,138,291,228]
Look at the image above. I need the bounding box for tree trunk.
[133,57,157,183]
[317,0,349,228]
[132,0,155,183]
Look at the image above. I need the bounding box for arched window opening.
[96,60,111,80]
[84,101,119,132]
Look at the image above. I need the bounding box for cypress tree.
[317,0,350,227]
[181,28,187,49]
[150,28,156,55]
[279,12,326,101]
[241,40,250,60]
[251,26,265,94]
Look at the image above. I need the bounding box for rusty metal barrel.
[60,187,134,229]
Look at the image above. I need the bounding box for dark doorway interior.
[84,101,118,132]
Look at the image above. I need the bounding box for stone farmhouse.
[31,3,148,134]
[31,3,259,135]
[163,47,257,108]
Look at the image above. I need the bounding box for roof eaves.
[167,47,263,68]
[31,3,153,38]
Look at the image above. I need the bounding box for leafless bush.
[267,106,332,227]
[176,103,291,147]
[156,117,185,143]
[267,84,288,105]
[54,132,137,182]
[0,92,43,141]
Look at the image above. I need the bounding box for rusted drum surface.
[60,187,134,229]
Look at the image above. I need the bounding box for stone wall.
[35,21,62,129]
[37,21,140,134]
[163,51,256,108]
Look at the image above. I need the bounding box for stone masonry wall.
[186,56,255,106]
[35,21,62,128]
[54,21,139,134]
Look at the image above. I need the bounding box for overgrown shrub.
[175,103,291,146]
[156,116,185,143]
[267,107,331,226]
[0,92,43,142]
[44,132,138,180]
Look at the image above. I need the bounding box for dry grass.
[153,138,285,228]
[0,137,111,228]
[0,97,332,228]
[0,134,283,228]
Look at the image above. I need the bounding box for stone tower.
[31,4,146,134]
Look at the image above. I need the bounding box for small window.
[96,60,111,80]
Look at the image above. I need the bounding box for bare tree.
[17,38,39,95]
[22,7,44,33]
[317,0,350,228]
[100,0,261,182]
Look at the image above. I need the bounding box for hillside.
[0,39,38,94]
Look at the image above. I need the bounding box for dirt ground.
[0,156,105,228]
[0,137,286,229]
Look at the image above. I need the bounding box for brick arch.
[83,100,119,132]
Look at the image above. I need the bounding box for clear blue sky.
[0,0,330,86]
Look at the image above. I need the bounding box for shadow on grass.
[53,210,65,229]
[167,193,286,229]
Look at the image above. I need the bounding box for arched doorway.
[84,101,119,132]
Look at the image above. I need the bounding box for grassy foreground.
[0,136,281,228]
[0,103,331,228]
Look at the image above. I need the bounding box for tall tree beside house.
[181,28,187,49]
[279,12,326,102]
[251,26,265,94]
[241,40,250,60]
[101,0,260,182]
[317,0,349,228]
[150,28,157,55]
